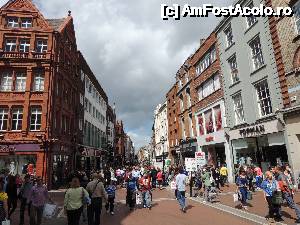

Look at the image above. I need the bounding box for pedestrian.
[246,166,255,192]
[150,166,158,189]
[18,174,33,225]
[277,166,300,223]
[27,176,50,225]
[211,167,220,190]
[156,168,163,190]
[86,173,107,225]
[0,178,8,223]
[105,179,116,215]
[64,175,90,225]
[236,169,248,210]
[201,168,212,203]
[254,165,263,190]
[175,167,187,213]
[5,175,18,219]
[139,173,152,209]
[261,171,282,222]
[219,164,228,187]
[126,172,137,211]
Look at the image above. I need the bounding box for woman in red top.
[157,169,163,190]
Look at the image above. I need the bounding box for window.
[224,24,234,47]
[294,2,300,34]
[197,114,204,136]
[255,80,272,116]
[80,94,84,105]
[179,95,184,112]
[197,73,220,100]
[249,36,264,70]
[30,107,42,131]
[21,18,32,28]
[36,39,47,53]
[214,105,222,131]
[19,39,30,53]
[0,108,8,131]
[12,108,23,131]
[232,93,245,124]
[228,55,239,83]
[195,46,216,75]
[7,17,18,28]
[204,109,214,134]
[15,72,26,91]
[246,2,257,28]
[33,72,44,91]
[5,39,17,52]
[0,72,13,91]
[84,98,88,111]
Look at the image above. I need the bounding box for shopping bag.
[2,220,10,225]
[170,181,177,190]
[233,193,239,202]
[247,191,253,200]
[43,203,57,218]
[136,192,142,205]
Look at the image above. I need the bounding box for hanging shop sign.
[239,125,265,136]
[205,136,214,142]
[0,146,16,155]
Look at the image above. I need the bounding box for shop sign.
[185,158,197,172]
[205,136,214,142]
[0,146,16,155]
[195,152,206,167]
[239,125,265,136]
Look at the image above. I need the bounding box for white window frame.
[15,72,26,92]
[255,80,273,117]
[246,2,257,28]
[195,46,216,75]
[224,24,234,47]
[21,18,32,28]
[30,107,42,131]
[33,72,44,92]
[228,55,239,84]
[19,39,30,53]
[36,39,48,53]
[294,1,300,34]
[0,72,13,91]
[5,39,17,52]
[12,108,23,131]
[232,93,245,125]
[249,35,264,70]
[7,17,19,28]
[0,108,8,131]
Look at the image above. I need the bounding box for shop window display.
[0,155,36,175]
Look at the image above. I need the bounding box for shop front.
[0,144,44,177]
[175,138,197,166]
[229,119,287,173]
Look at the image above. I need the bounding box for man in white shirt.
[175,168,187,213]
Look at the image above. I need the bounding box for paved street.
[10,188,259,225]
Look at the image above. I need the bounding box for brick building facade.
[115,120,125,166]
[0,0,84,187]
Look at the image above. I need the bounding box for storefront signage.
[185,158,197,172]
[239,125,265,136]
[205,136,214,142]
[195,152,206,167]
[0,146,16,155]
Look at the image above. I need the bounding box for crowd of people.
[0,163,299,224]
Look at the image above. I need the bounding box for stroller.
[207,186,219,203]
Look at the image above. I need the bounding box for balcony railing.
[0,50,52,60]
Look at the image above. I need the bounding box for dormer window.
[36,39,48,53]
[7,17,19,28]
[21,18,32,28]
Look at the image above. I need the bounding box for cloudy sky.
[1,0,231,148]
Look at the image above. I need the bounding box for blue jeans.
[239,187,247,205]
[256,176,262,188]
[177,191,186,209]
[142,191,151,208]
[283,192,300,219]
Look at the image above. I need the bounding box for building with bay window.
[216,0,289,175]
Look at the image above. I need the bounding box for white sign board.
[185,158,197,172]
[195,152,206,167]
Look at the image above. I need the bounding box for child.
[105,179,117,215]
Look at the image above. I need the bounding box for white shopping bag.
[136,192,142,205]
[233,193,239,202]
[43,203,57,219]
[2,219,10,225]
[170,181,177,190]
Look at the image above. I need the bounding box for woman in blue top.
[236,169,249,210]
[261,171,282,222]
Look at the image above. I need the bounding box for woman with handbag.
[64,175,90,225]
[0,178,8,224]
[236,169,248,210]
[261,171,283,222]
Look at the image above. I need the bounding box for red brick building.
[115,120,125,166]
[0,0,84,187]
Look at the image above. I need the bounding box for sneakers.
[143,205,146,208]
[181,207,186,213]
[111,212,115,215]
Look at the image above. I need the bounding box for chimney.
[200,38,206,47]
